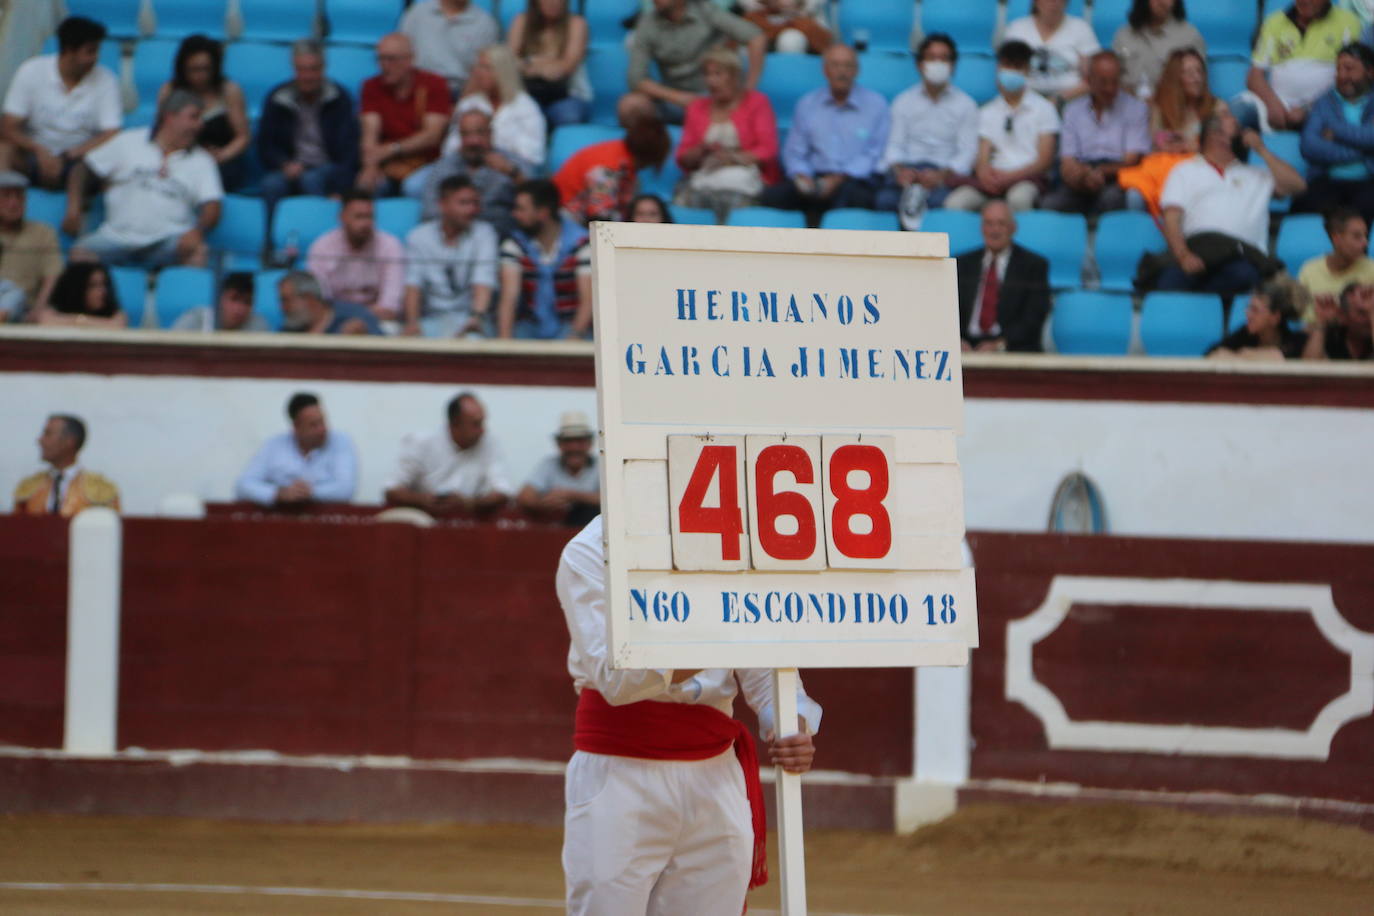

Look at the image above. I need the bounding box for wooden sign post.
[590,223,977,915]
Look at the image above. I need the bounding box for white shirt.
[881,82,979,174]
[2,55,121,154]
[1160,155,1275,253]
[83,128,223,247]
[523,454,600,495]
[556,516,822,738]
[1004,15,1101,97]
[967,247,1012,339]
[978,90,1060,172]
[443,93,548,169]
[384,427,512,498]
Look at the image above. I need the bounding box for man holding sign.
[556,514,821,915]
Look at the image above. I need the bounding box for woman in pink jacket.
[674,45,780,223]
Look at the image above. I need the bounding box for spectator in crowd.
[1112,0,1206,98]
[400,0,501,94]
[629,193,673,222]
[1003,0,1100,103]
[234,392,358,507]
[674,45,779,223]
[306,191,406,326]
[517,410,600,526]
[1297,41,1374,222]
[621,0,766,126]
[1298,207,1374,322]
[1155,108,1305,293]
[279,270,382,335]
[258,40,361,217]
[1304,278,1374,359]
[877,33,979,228]
[157,35,250,192]
[404,174,499,337]
[0,171,62,318]
[358,33,453,198]
[422,108,518,234]
[1042,51,1150,214]
[171,271,269,332]
[12,414,120,516]
[554,116,672,224]
[447,45,547,175]
[65,91,222,268]
[507,0,593,127]
[383,392,511,514]
[1237,0,1361,132]
[739,0,832,55]
[1206,281,1309,360]
[762,44,888,223]
[954,200,1050,353]
[0,16,120,191]
[945,41,1060,213]
[496,179,591,339]
[33,261,126,329]
[0,277,23,322]
[1149,48,1215,152]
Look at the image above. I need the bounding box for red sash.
[574,688,768,890]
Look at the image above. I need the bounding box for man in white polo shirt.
[0,16,121,190]
[1156,107,1306,294]
[945,40,1060,213]
[383,391,511,515]
[64,90,223,268]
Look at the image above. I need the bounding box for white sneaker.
[899,184,929,231]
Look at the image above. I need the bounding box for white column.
[772,667,808,916]
[64,507,123,756]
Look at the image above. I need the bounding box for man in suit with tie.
[954,200,1051,352]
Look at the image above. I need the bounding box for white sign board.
[592,223,978,670]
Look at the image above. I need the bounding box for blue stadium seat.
[1089,0,1131,47]
[154,266,216,328]
[1208,57,1250,103]
[839,0,916,53]
[67,0,149,39]
[668,205,716,225]
[725,207,806,229]
[1050,290,1134,355]
[921,0,999,52]
[953,53,998,104]
[922,209,981,256]
[324,0,404,45]
[585,43,629,127]
[638,160,682,200]
[820,208,900,231]
[1139,291,1224,356]
[757,53,824,130]
[271,196,338,254]
[225,42,294,121]
[322,43,375,93]
[1094,210,1163,292]
[1190,0,1259,59]
[1014,210,1087,289]
[1005,0,1086,22]
[376,197,422,239]
[549,124,621,173]
[859,52,918,102]
[109,267,150,327]
[208,194,267,267]
[24,188,68,234]
[1227,294,1252,333]
[129,38,179,127]
[235,0,318,42]
[152,0,229,39]
[1275,213,1327,276]
[1264,131,1306,213]
[584,0,640,40]
[254,269,287,330]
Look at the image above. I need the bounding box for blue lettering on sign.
[676,288,697,321]
[863,293,880,324]
[714,592,928,625]
[731,291,751,321]
[631,588,691,622]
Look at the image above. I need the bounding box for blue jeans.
[1157,256,1261,295]
[874,162,954,211]
[260,164,333,214]
[544,97,591,128]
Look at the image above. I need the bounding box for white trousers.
[562,749,753,916]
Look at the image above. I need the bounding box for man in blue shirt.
[234,393,359,506]
[1298,41,1374,224]
[760,43,890,225]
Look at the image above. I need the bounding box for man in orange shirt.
[12,414,120,516]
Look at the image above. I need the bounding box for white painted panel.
[666,435,751,571]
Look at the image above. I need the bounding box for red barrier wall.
[0,516,68,749]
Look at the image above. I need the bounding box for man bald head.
[376,33,415,88]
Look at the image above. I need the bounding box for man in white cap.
[517,410,600,526]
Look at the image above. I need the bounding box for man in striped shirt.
[495,179,592,340]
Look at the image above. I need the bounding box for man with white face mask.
[877,32,979,228]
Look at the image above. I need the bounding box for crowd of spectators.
[0,1,1372,360]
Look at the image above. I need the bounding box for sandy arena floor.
[1,803,1372,915]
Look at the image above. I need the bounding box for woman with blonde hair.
[1118,48,1215,216]
[445,45,548,172]
[507,0,591,126]
[674,46,779,222]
